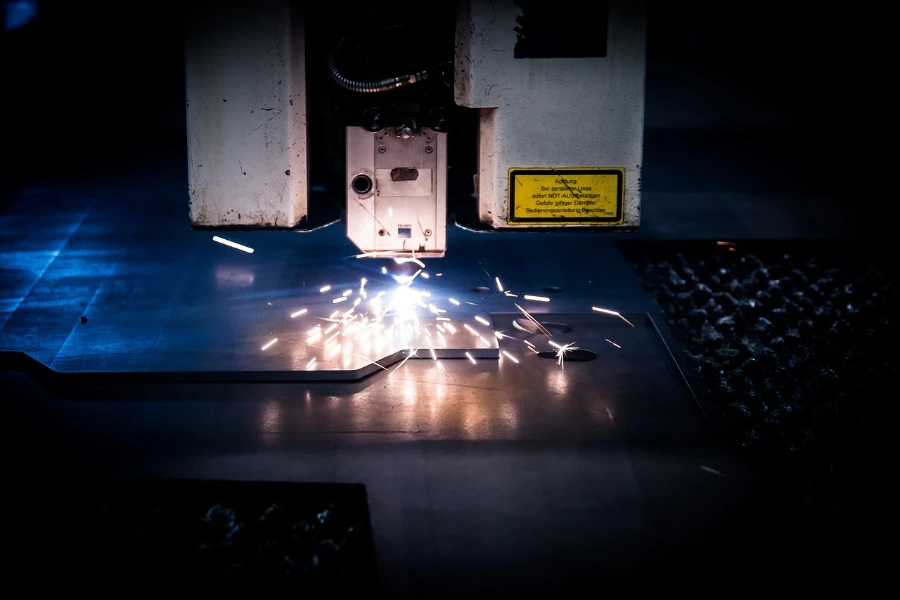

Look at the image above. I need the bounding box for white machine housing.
[456,0,646,230]
[185,0,307,228]
[184,0,646,245]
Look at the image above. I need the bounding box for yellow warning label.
[507,168,625,225]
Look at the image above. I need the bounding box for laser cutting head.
[346,126,447,259]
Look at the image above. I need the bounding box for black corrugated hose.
[327,34,451,93]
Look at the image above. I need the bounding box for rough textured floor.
[623,241,895,525]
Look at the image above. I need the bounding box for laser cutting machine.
[1,1,762,594]
[185,0,645,256]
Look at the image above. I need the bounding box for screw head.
[425,146,433,154]
[378,229,386,236]
[378,146,386,154]
[424,229,432,237]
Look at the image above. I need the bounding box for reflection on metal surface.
[214,266,255,289]
[261,400,282,431]
[549,369,569,397]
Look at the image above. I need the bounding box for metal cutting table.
[1,180,759,595]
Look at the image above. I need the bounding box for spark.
[444,323,457,333]
[548,340,562,349]
[494,331,504,340]
[463,323,479,336]
[421,272,430,279]
[213,236,254,254]
[701,465,726,477]
[524,295,550,302]
[437,316,451,321]
[353,297,362,307]
[437,332,447,346]
[555,342,578,370]
[436,273,443,276]
[261,338,278,351]
[320,285,331,293]
[465,352,476,364]
[429,343,437,360]
[478,335,490,345]
[495,276,504,292]
[475,316,491,326]
[437,324,446,333]
[420,291,431,297]
[342,289,353,297]
[448,297,460,305]
[504,292,518,297]
[465,301,478,306]
[605,338,621,349]
[359,278,368,298]
[716,241,736,247]
[329,310,340,319]
[592,306,635,327]
[324,323,338,334]
[523,339,536,349]
[290,308,307,318]
[305,357,317,369]
[514,303,552,337]
[327,343,342,357]
[333,296,348,303]
[381,267,387,274]
[502,351,519,363]
[307,326,321,336]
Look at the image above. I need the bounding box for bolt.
[378,146,386,154]
[378,229,386,236]
[424,229,432,237]
[362,107,382,132]
[425,146,433,154]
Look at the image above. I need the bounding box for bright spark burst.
[592,306,635,327]
[554,342,578,370]
[290,308,307,318]
[213,236,254,254]
[261,338,278,351]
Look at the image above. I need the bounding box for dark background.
[1,1,886,199]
